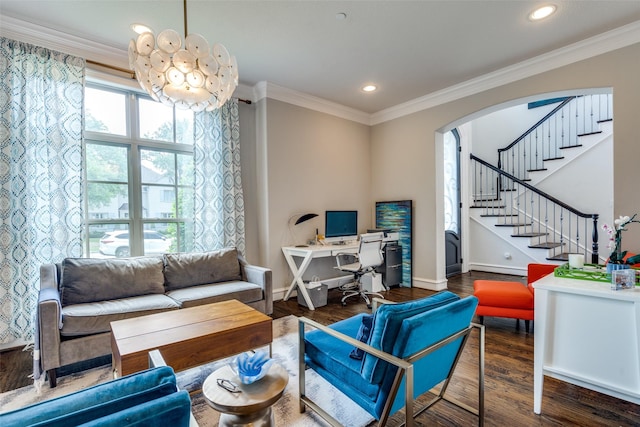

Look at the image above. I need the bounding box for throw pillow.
[163,248,242,290]
[349,314,374,360]
[60,257,165,306]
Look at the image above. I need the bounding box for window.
[84,85,195,258]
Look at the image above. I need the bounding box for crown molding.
[0,15,129,69]
[370,20,640,125]
[3,15,639,126]
[253,82,371,125]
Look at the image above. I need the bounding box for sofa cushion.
[362,291,460,384]
[473,280,533,309]
[60,257,165,306]
[165,280,263,309]
[163,249,242,291]
[61,294,181,336]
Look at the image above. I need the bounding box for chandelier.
[128,0,238,111]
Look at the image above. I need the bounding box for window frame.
[83,83,195,258]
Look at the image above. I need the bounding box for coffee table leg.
[219,407,274,427]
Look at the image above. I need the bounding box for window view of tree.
[84,85,194,258]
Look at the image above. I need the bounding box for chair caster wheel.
[342,302,346,306]
[367,305,372,309]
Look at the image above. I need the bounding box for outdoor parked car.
[99,230,172,258]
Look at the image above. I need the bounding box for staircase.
[470,94,612,266]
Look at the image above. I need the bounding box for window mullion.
[129,93,143,256]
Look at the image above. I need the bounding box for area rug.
[0,315,374,427]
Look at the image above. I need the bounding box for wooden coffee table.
[110,299,272,377]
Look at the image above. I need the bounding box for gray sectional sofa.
[36,248,272,387]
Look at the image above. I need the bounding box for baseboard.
[412,276,448,291]
[468,262,527,277]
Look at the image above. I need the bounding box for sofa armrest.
[37,265,63,375]
[242,264,273,315]
[40,263,59,290]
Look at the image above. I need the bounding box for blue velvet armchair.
[299,291,484,427]
[1,361,192,427]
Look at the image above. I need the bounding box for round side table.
[203,363,288,427]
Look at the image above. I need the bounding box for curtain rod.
[86,59,252,105]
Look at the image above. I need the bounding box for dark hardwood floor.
[2,271,639,426]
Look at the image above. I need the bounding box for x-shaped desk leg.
[282,250,316,310]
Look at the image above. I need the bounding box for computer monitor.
[324,210,358,244]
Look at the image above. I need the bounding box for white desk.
[533,273,640,414]
[281,243,358,310]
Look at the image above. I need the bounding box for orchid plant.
[602,214,640,265]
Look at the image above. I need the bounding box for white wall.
[470,103,556,164]
[256,99,371,298]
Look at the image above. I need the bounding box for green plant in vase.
[602,214,640,271]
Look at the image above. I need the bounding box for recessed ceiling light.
[131,23,153,34]
[336,12,347,21]
[529,5,556,21]
[362,84,377,92]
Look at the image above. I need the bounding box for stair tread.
[480,214,518,217]
[529,242,564,249]
[597,118,613,124]
[511,232,548,237]
[495,223,532,227]
[527,168,548,172]
[577,131,603,137]
[473,197,500,202]
[559,144,583,150]
[547,254,570,261]
[471,205,506,209]
[542,156,565,161]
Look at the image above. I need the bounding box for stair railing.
[471,154,599,263]
[498,94,612,183]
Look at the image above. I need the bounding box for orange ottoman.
[473,280,534,332]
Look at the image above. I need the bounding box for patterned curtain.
[193,98,245,254]
[0,38,84,346]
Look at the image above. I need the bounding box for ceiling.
[2,1,640,114]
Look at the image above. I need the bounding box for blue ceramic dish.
[232,351,274,384]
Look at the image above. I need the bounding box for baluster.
[559,209,565,257]
[592,214,599,263]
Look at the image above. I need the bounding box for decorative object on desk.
[568,253,585,269]
[232,350,274,384]
[287,212,319,245]
[602,214,640,270]
[611,268,636,290]
[555,263,640,286]
[375,200,412,287]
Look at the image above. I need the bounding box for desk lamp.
[288,213,318,246]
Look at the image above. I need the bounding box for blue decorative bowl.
[232,351,274,384]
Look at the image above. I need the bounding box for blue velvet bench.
[0,364,192,427]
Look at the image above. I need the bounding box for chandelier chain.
[183,0,188,38]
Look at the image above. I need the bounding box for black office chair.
[336,235,385,308]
